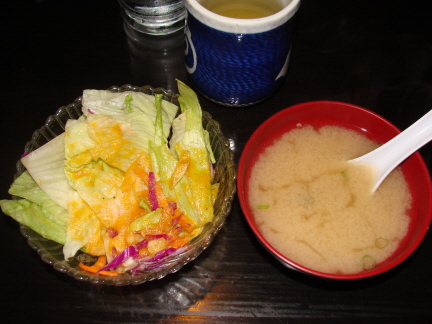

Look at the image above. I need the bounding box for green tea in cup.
[199,0,284,19]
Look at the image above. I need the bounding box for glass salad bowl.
[13,85,236,285]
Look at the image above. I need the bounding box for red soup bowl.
[237,101,432,280]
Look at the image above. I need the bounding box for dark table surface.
[1,0,432,322]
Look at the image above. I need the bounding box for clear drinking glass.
[118,0,186,35]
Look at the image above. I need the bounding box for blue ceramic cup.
[184,0,301,107]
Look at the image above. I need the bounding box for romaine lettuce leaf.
[0,171,67,244]
[64,191,104,259]
[168,80,216,225]
[21,133,73,210]
[82,90,178,140]
[149,94,200,228]
[172,80,216,164]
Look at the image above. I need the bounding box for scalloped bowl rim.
[13,84,236,285]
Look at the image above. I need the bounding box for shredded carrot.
[94,255,108,269]
[78,255,122,277]
[97,270,122,277]
[170,151,190,189]
[79,262,101,274]
[171,237,189,248]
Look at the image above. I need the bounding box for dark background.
[1,0,431,322]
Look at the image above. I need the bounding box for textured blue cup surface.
[185,13,293,106]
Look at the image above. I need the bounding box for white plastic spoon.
[350,109,432,193]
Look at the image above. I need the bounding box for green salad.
[0,80,218,276]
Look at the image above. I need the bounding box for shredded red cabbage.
[99,234,171,272]
[148,234,169,242]
[135,234,169,250]
[148,172,159,211]
[135,239,149,251]
[128,245,191,275]
[111,246,118,258]
[106,227,118,238]
[98,245,138,272]
[172,216,180,226]
[149,247,177,262]
[168,201,177,215]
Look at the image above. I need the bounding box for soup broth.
[199,0,285,19]
[248,125,411,275]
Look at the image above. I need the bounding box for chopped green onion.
[375,238,389,249]
[341,171,349,181]
[361,255,376,270]
[258,205,270,209]
[125,93,133,112]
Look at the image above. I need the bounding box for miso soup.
[248,125,411,274]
